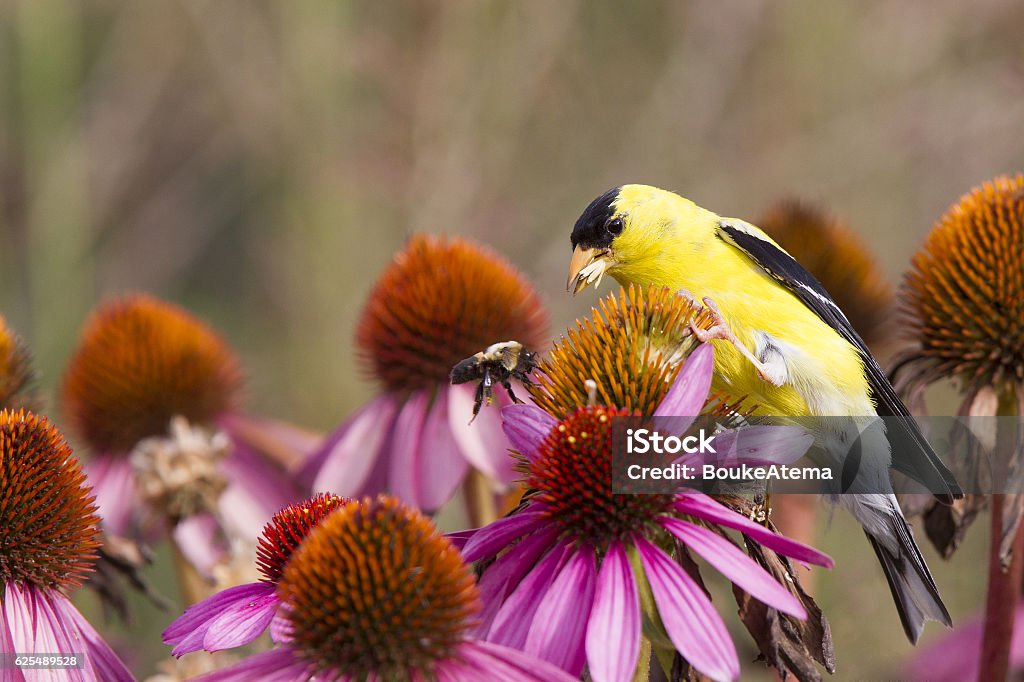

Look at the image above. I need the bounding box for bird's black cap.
[571,186,621,250]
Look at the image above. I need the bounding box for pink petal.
[524,544,596,675]
[308,394,398,496]
[163,582,277,655]
[654,343,714,421]
[413,388,471,511]
[218,412,322,469]
[84,455,137,537]
[475,526,562,637]
[46,592,135,682]
[445,529,476,550]
[387,390,431,508]
[219,438,302,537]
[461,506,547,562]
[660,517,806,618]
[447,383,515,485]
[172,514,228,580]
[586,542,640,682]
[3,583,133,682]
[700,425,813,467]
[488,539,570,649]
[635,536,739,682]
[501,404,557,463]
[269,611,292,644]
[454,641,579,682]
[673,494,833,568]
[192,647,315,682]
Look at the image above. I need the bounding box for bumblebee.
[450,341,538,421]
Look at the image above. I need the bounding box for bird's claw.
[679,291,787,388]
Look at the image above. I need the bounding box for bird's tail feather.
[864,510,952,643]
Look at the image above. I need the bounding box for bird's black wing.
[716,219,962,501]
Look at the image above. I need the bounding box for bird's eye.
[606,217,624,236]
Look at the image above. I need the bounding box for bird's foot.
[684,294,786,387]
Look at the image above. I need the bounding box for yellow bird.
[567,184,961,642]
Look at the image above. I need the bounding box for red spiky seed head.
[528,406,674,551]
[255,492,351,584]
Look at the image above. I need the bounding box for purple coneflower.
[0,409,133,681]
[163,492,349,655]
[303,234,549,512]
[193,495,577,682]
[462,343,833,682]
[61,294,306,571]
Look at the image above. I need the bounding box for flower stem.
[463,469,498,527]
[978,391,1023,682]
[169,531,208,606]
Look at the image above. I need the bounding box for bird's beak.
[567,245,613,295]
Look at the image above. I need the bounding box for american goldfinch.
[567,184,961,642]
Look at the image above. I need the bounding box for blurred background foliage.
[0,0,1021,678]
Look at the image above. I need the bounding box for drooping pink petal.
[448,383,515,485]
[83,454,137,537]
[660,517,806,618]
[171,513,228,579]
[501,404,557,463]
[634,536,740,682]
[219,438,302,538]
[475,526,562,636]
[654,343,714,423]
[695,425,813,468]
[461,505,547,562]
[454,640,579,682]
[192,647,317,682]
[46,592,135,682]
[524,543,596,676]
[387,390,430,508]
[488,539,570,649]
[3,583,133,682]
[217,412,322,470]
[307,394,398,495]
[163,582,277,655]
[413,388,470,512]
[586,542,640,682]
[673,494,833,568]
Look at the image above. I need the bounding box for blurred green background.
[1,1,1020,679]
